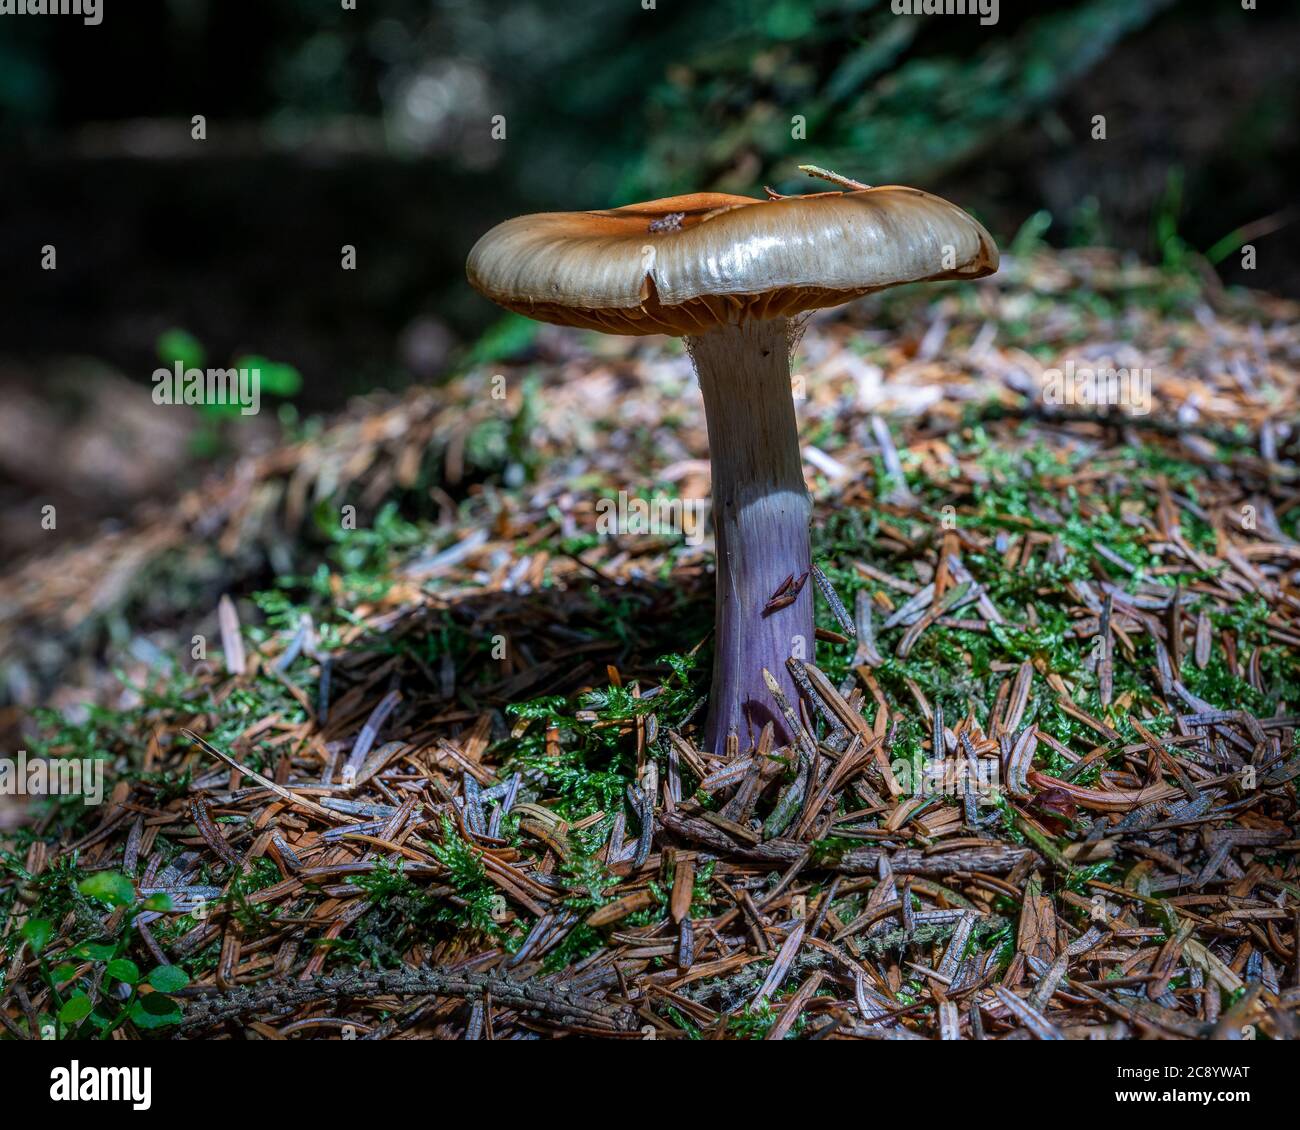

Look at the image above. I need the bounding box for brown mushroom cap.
[466,187,998,336]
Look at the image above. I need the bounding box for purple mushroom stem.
[687,317,813,755]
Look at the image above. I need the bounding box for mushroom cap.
[466,187,998,336]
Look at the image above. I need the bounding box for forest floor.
[1,238,1298,1040]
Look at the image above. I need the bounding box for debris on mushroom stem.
[648,212,686,233]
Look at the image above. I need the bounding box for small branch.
[798,164,872,192]
[660,810,1033,876]
[855,915,1010,959]
[177,968,636,1034]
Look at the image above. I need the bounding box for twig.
[798,164,872,192]
[177,968,635,1034]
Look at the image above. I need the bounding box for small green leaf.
[59,994,93,1025]
[77,871,136,907]
[464,313,539,367]
[69,941,118,962]
[21,918,53,955]
[157,327,206,371]
[50,963,79,985]
[146,965,190,993]
[143,892,174,912]
[128,993,183,1030]
[234,355,302,398]
[106,958,140,985]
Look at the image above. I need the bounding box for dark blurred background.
[1,0,1297,556]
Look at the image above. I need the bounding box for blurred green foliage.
[3,0,1294,366]
[154,328,304,455]
[0,0,1172,200]
[628,0,1173,196]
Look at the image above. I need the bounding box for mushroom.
[467,181,997,755]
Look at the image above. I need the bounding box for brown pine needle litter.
[2,246,1299,1040]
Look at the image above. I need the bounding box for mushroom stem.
[687,318,813,755]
